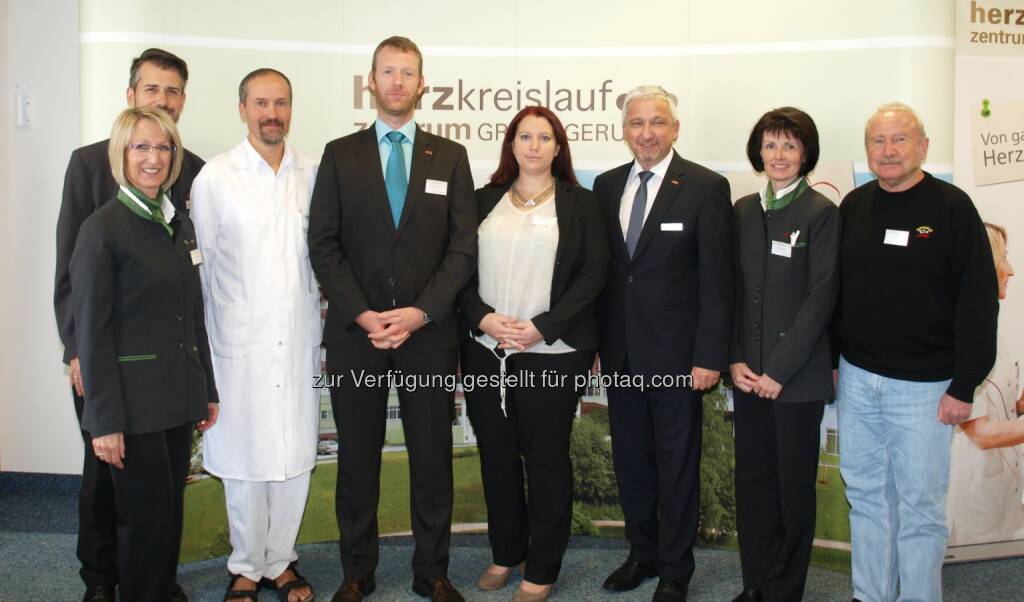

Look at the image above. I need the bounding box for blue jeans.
[837,357,953,602]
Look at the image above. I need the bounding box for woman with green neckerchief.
[728,107,840,602]
[70,106,219,602]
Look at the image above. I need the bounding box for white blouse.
[474,193,574,355]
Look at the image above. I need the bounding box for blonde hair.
[372,36,423,74]
[108,107,183,193]
[985,222,1008,273]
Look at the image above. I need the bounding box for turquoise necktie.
[385,131,408,227]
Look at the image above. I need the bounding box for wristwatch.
[422,311,433,324]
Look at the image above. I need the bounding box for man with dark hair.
[54,47,203,602]
[191,68,319,602]
[128,48,189,103]
[309,35,476,602]
[238,68,292,103]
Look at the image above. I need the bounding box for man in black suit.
[596,85,734,602]
[308,36,476,602]
[53,48,203,602]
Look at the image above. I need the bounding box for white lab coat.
[192,138,321,481]
[947,337,1024,546]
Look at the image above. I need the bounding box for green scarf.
[117,184,173,237]
[764,177,809,212]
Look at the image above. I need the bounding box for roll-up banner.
[948,0,1024,564]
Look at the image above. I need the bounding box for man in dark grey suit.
[53,48,202,602]
[308,36,476,602]
[597,85,734,602]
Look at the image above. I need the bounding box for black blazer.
[460,180,609,351]
[308,125,477,353]
[70,199,217,437]
[731,187,840,402]
[55,138,205,364]
[597,151,734,378]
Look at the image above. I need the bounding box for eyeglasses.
[127,143,176,155]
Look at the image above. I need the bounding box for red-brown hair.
[489,106,578,187]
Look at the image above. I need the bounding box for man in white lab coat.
[191,68,320,602]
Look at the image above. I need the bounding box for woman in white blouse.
[946,222,1024,546]
[460,105,609,601]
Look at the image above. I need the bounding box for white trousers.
[224,471,312,581]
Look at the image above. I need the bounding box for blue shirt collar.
[374,118,417,146]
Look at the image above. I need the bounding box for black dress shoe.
[732,588,763,601]
[331,577,376,602]
[652,578,689,602]
[170,582,189,601]
[603,559,658,591]
[412,576,465,602]
[82,585,115,602]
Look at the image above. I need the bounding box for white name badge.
[771,240,792,258]
[884,229,910,247]
[660,222,684,231]
[190,249,203,266]
[532,215,557,226]
[425,179,448,195]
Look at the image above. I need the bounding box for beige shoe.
[512,583,552,602]
[477,566,514,591]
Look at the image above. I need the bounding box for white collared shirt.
[759,177,802,211]
[118,185,176,222]
[618,151,674,237]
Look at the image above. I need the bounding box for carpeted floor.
[3,473,1023,601]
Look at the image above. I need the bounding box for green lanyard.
[117,184,173,237]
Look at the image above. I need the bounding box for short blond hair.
[108,107,183,193]
[372,36,423,74]
[985,222,1008,273]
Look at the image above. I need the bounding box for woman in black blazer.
[729,107,840,602]
[460,106,608,601]
[70,106,218,602]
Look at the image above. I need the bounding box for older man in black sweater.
[833,103,997,602]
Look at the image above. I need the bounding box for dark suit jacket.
[54,138,205,364]
[70,199,217,437]
[731,187,840,402]
[460,180,609,351]
[308,125,477,352]
[597,151,734,379]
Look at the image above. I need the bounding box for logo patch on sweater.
[915,226,934,239]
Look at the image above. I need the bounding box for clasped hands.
[358,307,427,349]
[730,362,782,399]
[479,313,544,352]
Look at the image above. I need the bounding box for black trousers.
[74,387,119,588]
[733,390,824,602]
[327,347,457,582]
[607,376,702,583]
[460,341,593,584]
[108,422,192,602]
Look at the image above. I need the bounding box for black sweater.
[834,173,997,402]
